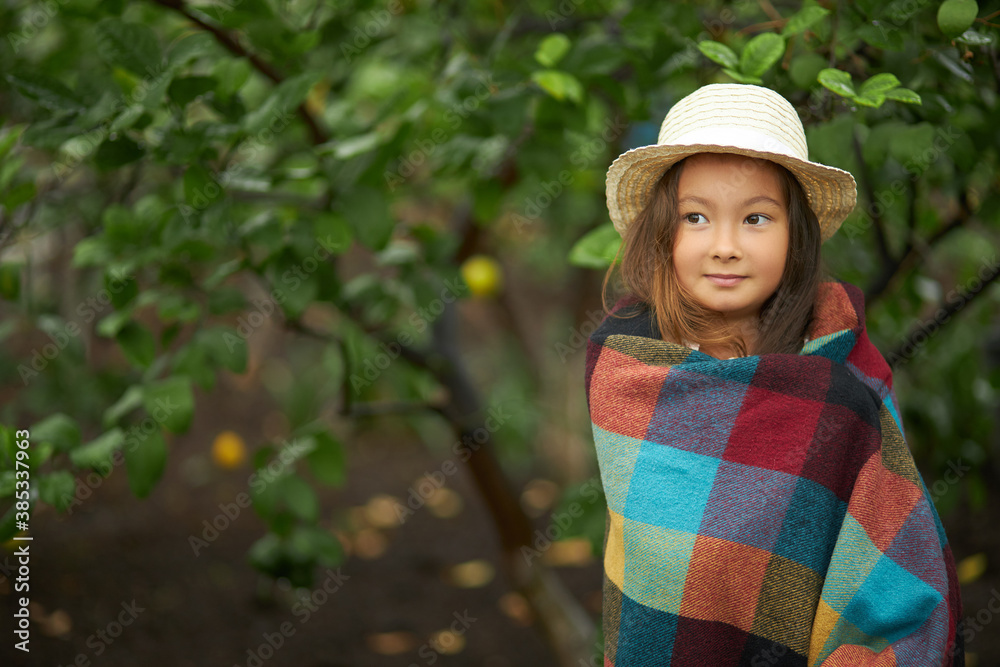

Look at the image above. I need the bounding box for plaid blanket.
[585,281,963,666]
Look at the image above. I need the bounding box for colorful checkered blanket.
[585,281,963,666]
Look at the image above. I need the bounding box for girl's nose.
[711,222,742,261]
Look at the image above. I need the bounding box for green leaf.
[104,386,145,427]
[243,71,321,135]
[0,181,37,211]
[279,476,319,522]
[306,431,346,486]
[116,321,156,368]
[171,343,215,391]
[817,68,856,98]
[340,186,394,251]
[102,205,143,245]
[782,6,831,36]
[722,68,763,85]
[31,414,81,453]
[314,214,353,255]
[38,471,78,512]
[94,137,144,171]
[1,182,36,210]
[789,53,828,88]
[95,18,163,76]
[168,76,217,107]
[698,41,739,69]
[70,428,125,471]
[124,429,167,498]
[854,92,886,108]
[937,0,979,38]
[143,377,194,434]
[199,327,248,374]
[884,87,922,105]
[5,74,86,113]
[167,32,217,68]
[855,22,905,50]
[739,32,785,78]
[106,271,138,309]
[569,223,622,269]
[858,73,901,97]
[535,33,572,68]
[97,310,132,337]
[0,263,21,301]
[531,70,584,104]
[184,165,223,207]
[0,125,25,162]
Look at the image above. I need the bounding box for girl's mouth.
[705,274,747,287]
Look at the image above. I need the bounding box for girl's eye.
[745,214,769,225]
[684,213,706,224]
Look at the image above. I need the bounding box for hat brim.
[606,143,857,242]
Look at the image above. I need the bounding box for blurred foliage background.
[0,0,998,665]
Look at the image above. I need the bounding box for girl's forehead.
[676,153,787,206]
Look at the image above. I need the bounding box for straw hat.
[605,83,857,241]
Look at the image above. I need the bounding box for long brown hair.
[602,154,821,356]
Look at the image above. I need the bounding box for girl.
[586,84,963,666]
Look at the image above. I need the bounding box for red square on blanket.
[722,386,824,475]
[589,347,669,440]
[679,535,771,633]
[849,454,924,551]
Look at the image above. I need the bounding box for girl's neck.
[695,317,759,359]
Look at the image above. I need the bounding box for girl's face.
[672,153,789,325]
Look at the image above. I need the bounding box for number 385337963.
[14,430,29,523]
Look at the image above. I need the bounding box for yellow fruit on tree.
[212,431,247,469]
[460,255,503,297]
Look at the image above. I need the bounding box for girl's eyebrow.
[676,195,783,208]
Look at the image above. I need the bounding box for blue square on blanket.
[624,442,719,533]
[773,477,845,573]
[700,461,799,552]
[841,553,943,644]
[645,367,749,459]
[615,595,678,665]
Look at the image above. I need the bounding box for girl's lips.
[705,274,747,287]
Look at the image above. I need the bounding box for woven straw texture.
[605,84,857,242]
[584,281,963,666]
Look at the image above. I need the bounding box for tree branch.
[865,192,971,304]
[887,257,1000,366]
[851,131,893,269]
[146,0,328,145]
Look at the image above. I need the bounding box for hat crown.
[656,84,808,161]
